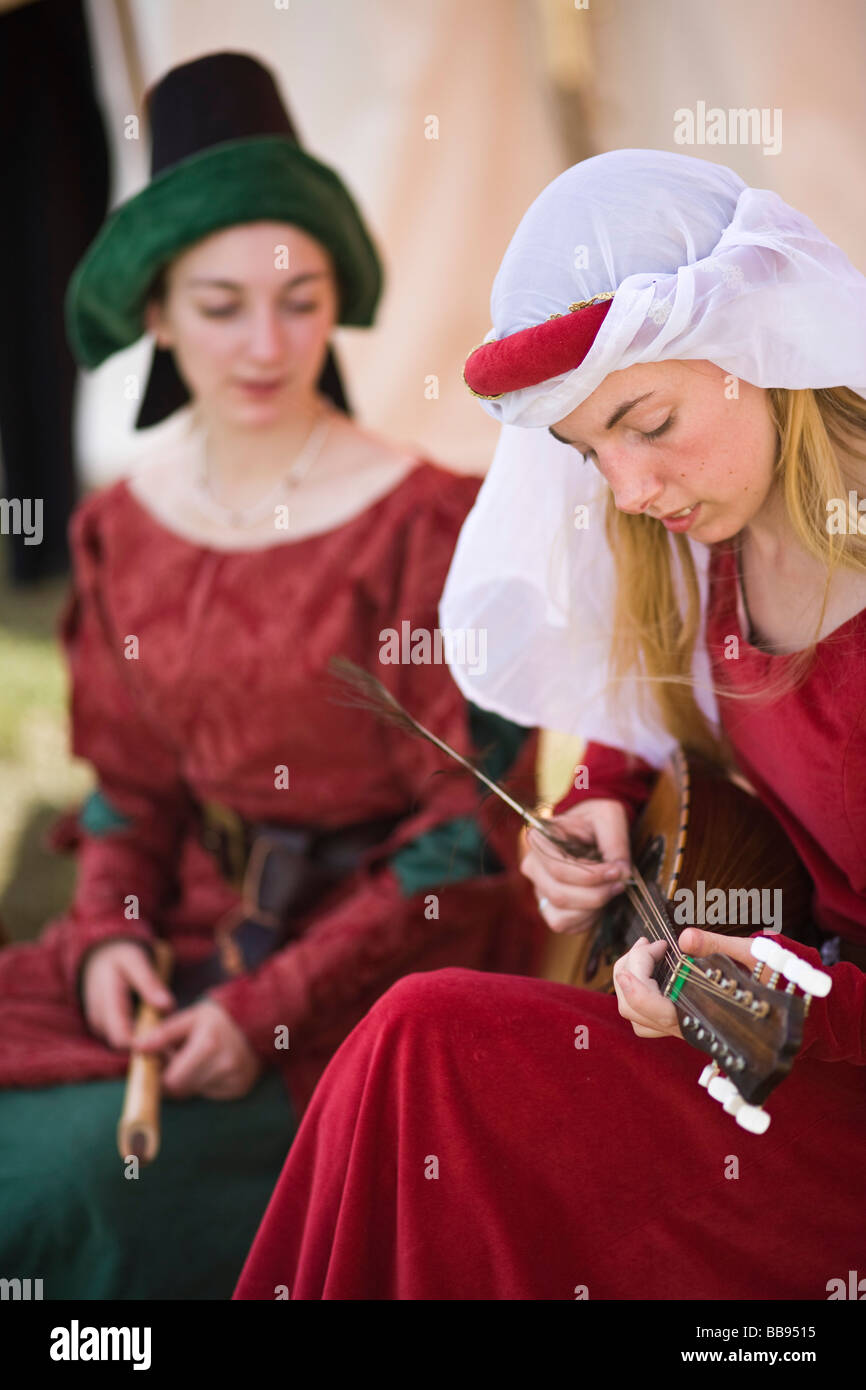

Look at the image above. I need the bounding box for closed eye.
[641,414,674,442]
[197,300,321,319]
[571,412,674,463]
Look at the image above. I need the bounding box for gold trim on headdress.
[566,291,616,312]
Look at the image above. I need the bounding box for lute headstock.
[630,878,831,1133]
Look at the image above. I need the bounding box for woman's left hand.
[613,928,773,1041]
[136,999,264,1099]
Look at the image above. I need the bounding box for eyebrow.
[184,272,329,291]
[548,391,656,447]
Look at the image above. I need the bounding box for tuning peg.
[708,1076,737,1103]
[782,955,830,999]
[782,954,811,990]
[750,939,833,999]
[779,948,802,982]
[735,1103,771,1135]
[750,936,782,975]
[698,1063,718,1088]
[703,1072,771,1133]
[802,965,832,998]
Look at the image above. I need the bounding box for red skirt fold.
[234,968,866,1301]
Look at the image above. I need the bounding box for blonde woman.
[234,151,866,1301]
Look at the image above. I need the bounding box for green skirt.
[0,1069,296,1299]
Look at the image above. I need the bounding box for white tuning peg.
[803,965,832,998]
[750,939,833,999]
[779,949,802,983]
[698,1063,718,1088]
[750,936,782,970]
[735,1103,771,1134]
[749,936,770,962]
[708,1076,737,1103]
[783,955,811,990]
[785,957,829,996]
[704,1070,771,1134]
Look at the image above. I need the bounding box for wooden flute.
[116,939,173,1165]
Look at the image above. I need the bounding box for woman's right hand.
[519,798,632,935]
[82,940,175,1049]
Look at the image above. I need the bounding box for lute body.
[580,747,816,989]
[545,748,827,1128]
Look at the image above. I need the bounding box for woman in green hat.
[0,51,541,1299]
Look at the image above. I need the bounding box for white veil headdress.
[439,149,866,767]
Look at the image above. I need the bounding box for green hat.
[64,51,383,427]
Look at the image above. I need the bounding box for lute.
[326,658,832,1136]
[541,746,832,1133]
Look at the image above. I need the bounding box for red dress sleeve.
[211,469,538,1058]
[57,492,195,992]
[550,740,658,827]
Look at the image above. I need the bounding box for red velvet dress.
[0,461,541,1116]
[234,538,866,1300]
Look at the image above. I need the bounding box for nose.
[602,453,664,515]
[246,307,285,362]
[615,489,663,516]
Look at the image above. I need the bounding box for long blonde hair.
[601,385,866,770]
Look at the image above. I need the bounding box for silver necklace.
[194,407,333,528]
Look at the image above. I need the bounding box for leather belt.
[198,800,404,895]
[170,800,407,1007]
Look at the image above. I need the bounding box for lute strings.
[623,862,764,1011]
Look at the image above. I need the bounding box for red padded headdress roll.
[463,292,615,399]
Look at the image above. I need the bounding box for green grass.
[0,539,92,943]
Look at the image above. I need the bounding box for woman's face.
[549,359,779,544]
[144,222,338,429]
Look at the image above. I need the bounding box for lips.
[660,502,701,533]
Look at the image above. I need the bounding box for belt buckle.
[243,827,316,924]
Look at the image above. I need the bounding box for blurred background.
[1,0,864,942]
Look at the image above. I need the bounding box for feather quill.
[326,654,604,865]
